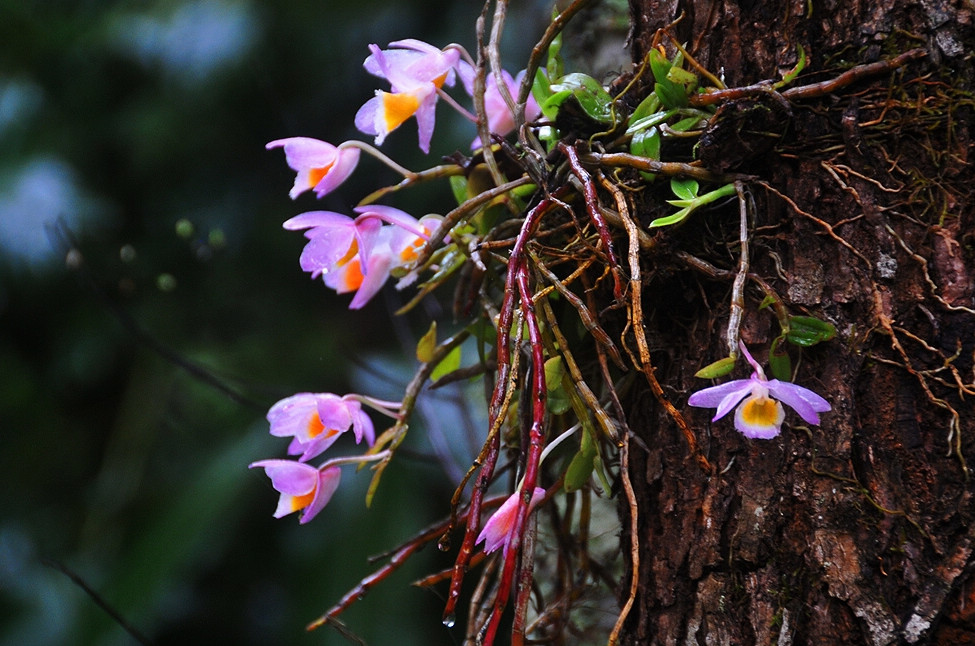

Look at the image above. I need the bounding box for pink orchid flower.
[266,392,375,462]
[458,64,541,148]
[249,459,341,524]
[687,342,831,439]
[355,40,460,153]
[283,206,437,309]
[476,487,546,557]
[265,137,360,199]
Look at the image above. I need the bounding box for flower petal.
[300,467,342,524]
[687,379,754,421]
[766,379,831,425]
[249,459,318,496]
[477,488,546,556]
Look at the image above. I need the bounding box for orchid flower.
[266,392,375,461]
[355,40,460,153]
[249,459,341,524]
[266,137,360,199]
[687,342,831,439]
[458,64,541,149]
[476,487,546,557]
[284,206,436,309]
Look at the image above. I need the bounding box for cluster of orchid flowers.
[252,39,545,556]
[263,40,539,310]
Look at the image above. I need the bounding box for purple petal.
[348,248,395,309]
[766,380,831,425]
[349,404,375,446]
[414,93,438,153]
[354,96,382,139]
[249,459,318,495]
[301,467,342,523]
[354,205,420,234]
[312,146,360,198]
[266,393,318,438]
[687,379,754,420]
[283,211,353,231]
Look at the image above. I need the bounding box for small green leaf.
[758,294,778,310]
[564,447,595,492]
[654,81,689,109]
[775,44,807,88]
[416,321,437,363]
[666,65,698,91]
[648,207,692,228]
[448,175,467,206]
[629,92,662,123]
[670,177,700,200]
[648,48,672,85]
[547,388,572,416]
[695,356,737,379]
[532,66,553,114]
[560,74,616,123]
[670,115,704,132]
[630,127,661,180]
[768,336,792,381]
[544,356,572,414]
[786,315,836,347]
[544,356,565,390]
[431,344,462,381]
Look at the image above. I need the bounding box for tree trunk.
[618,1,975,644]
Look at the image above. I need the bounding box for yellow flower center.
[290,490,315,512]
[306,412,325,438]
[379,91,421,131]
[740,395,781,426]
[306,161,335,188]
[340,258,365,291]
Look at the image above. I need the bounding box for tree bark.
[618,1,975,644]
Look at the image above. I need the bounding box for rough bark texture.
[618,1,975,644]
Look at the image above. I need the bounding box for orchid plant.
[252,3,840,644]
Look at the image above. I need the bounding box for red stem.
[559,142,623,301]
[483,249,549,645]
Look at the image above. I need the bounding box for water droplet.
[442,613,456,628]
[437,536,451,552]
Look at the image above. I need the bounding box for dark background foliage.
[0,1,550,644]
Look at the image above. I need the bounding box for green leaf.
[564,422,597,492]
[532,66,553,114]
[648,48,672,85]
[630,127,661,180]
[648,207,692,228]
[544,356,565,390]
[768,335,792,381]
[670,177,699,200]
[775,44,807,88]
[448,175,467,206]
[670,115,704,132]
[786,315,837,347]
[416,321,437,363]
[666,65,698,91]
[564,447,595,492]
[695,356,737,379]
[629,92,662,123]
[758,294,778,310]
[546,73,615,123]
[431,344,462,381]
[544,356,572,414]
[654,80,688,109]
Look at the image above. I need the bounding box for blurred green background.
[0,1,548,644]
